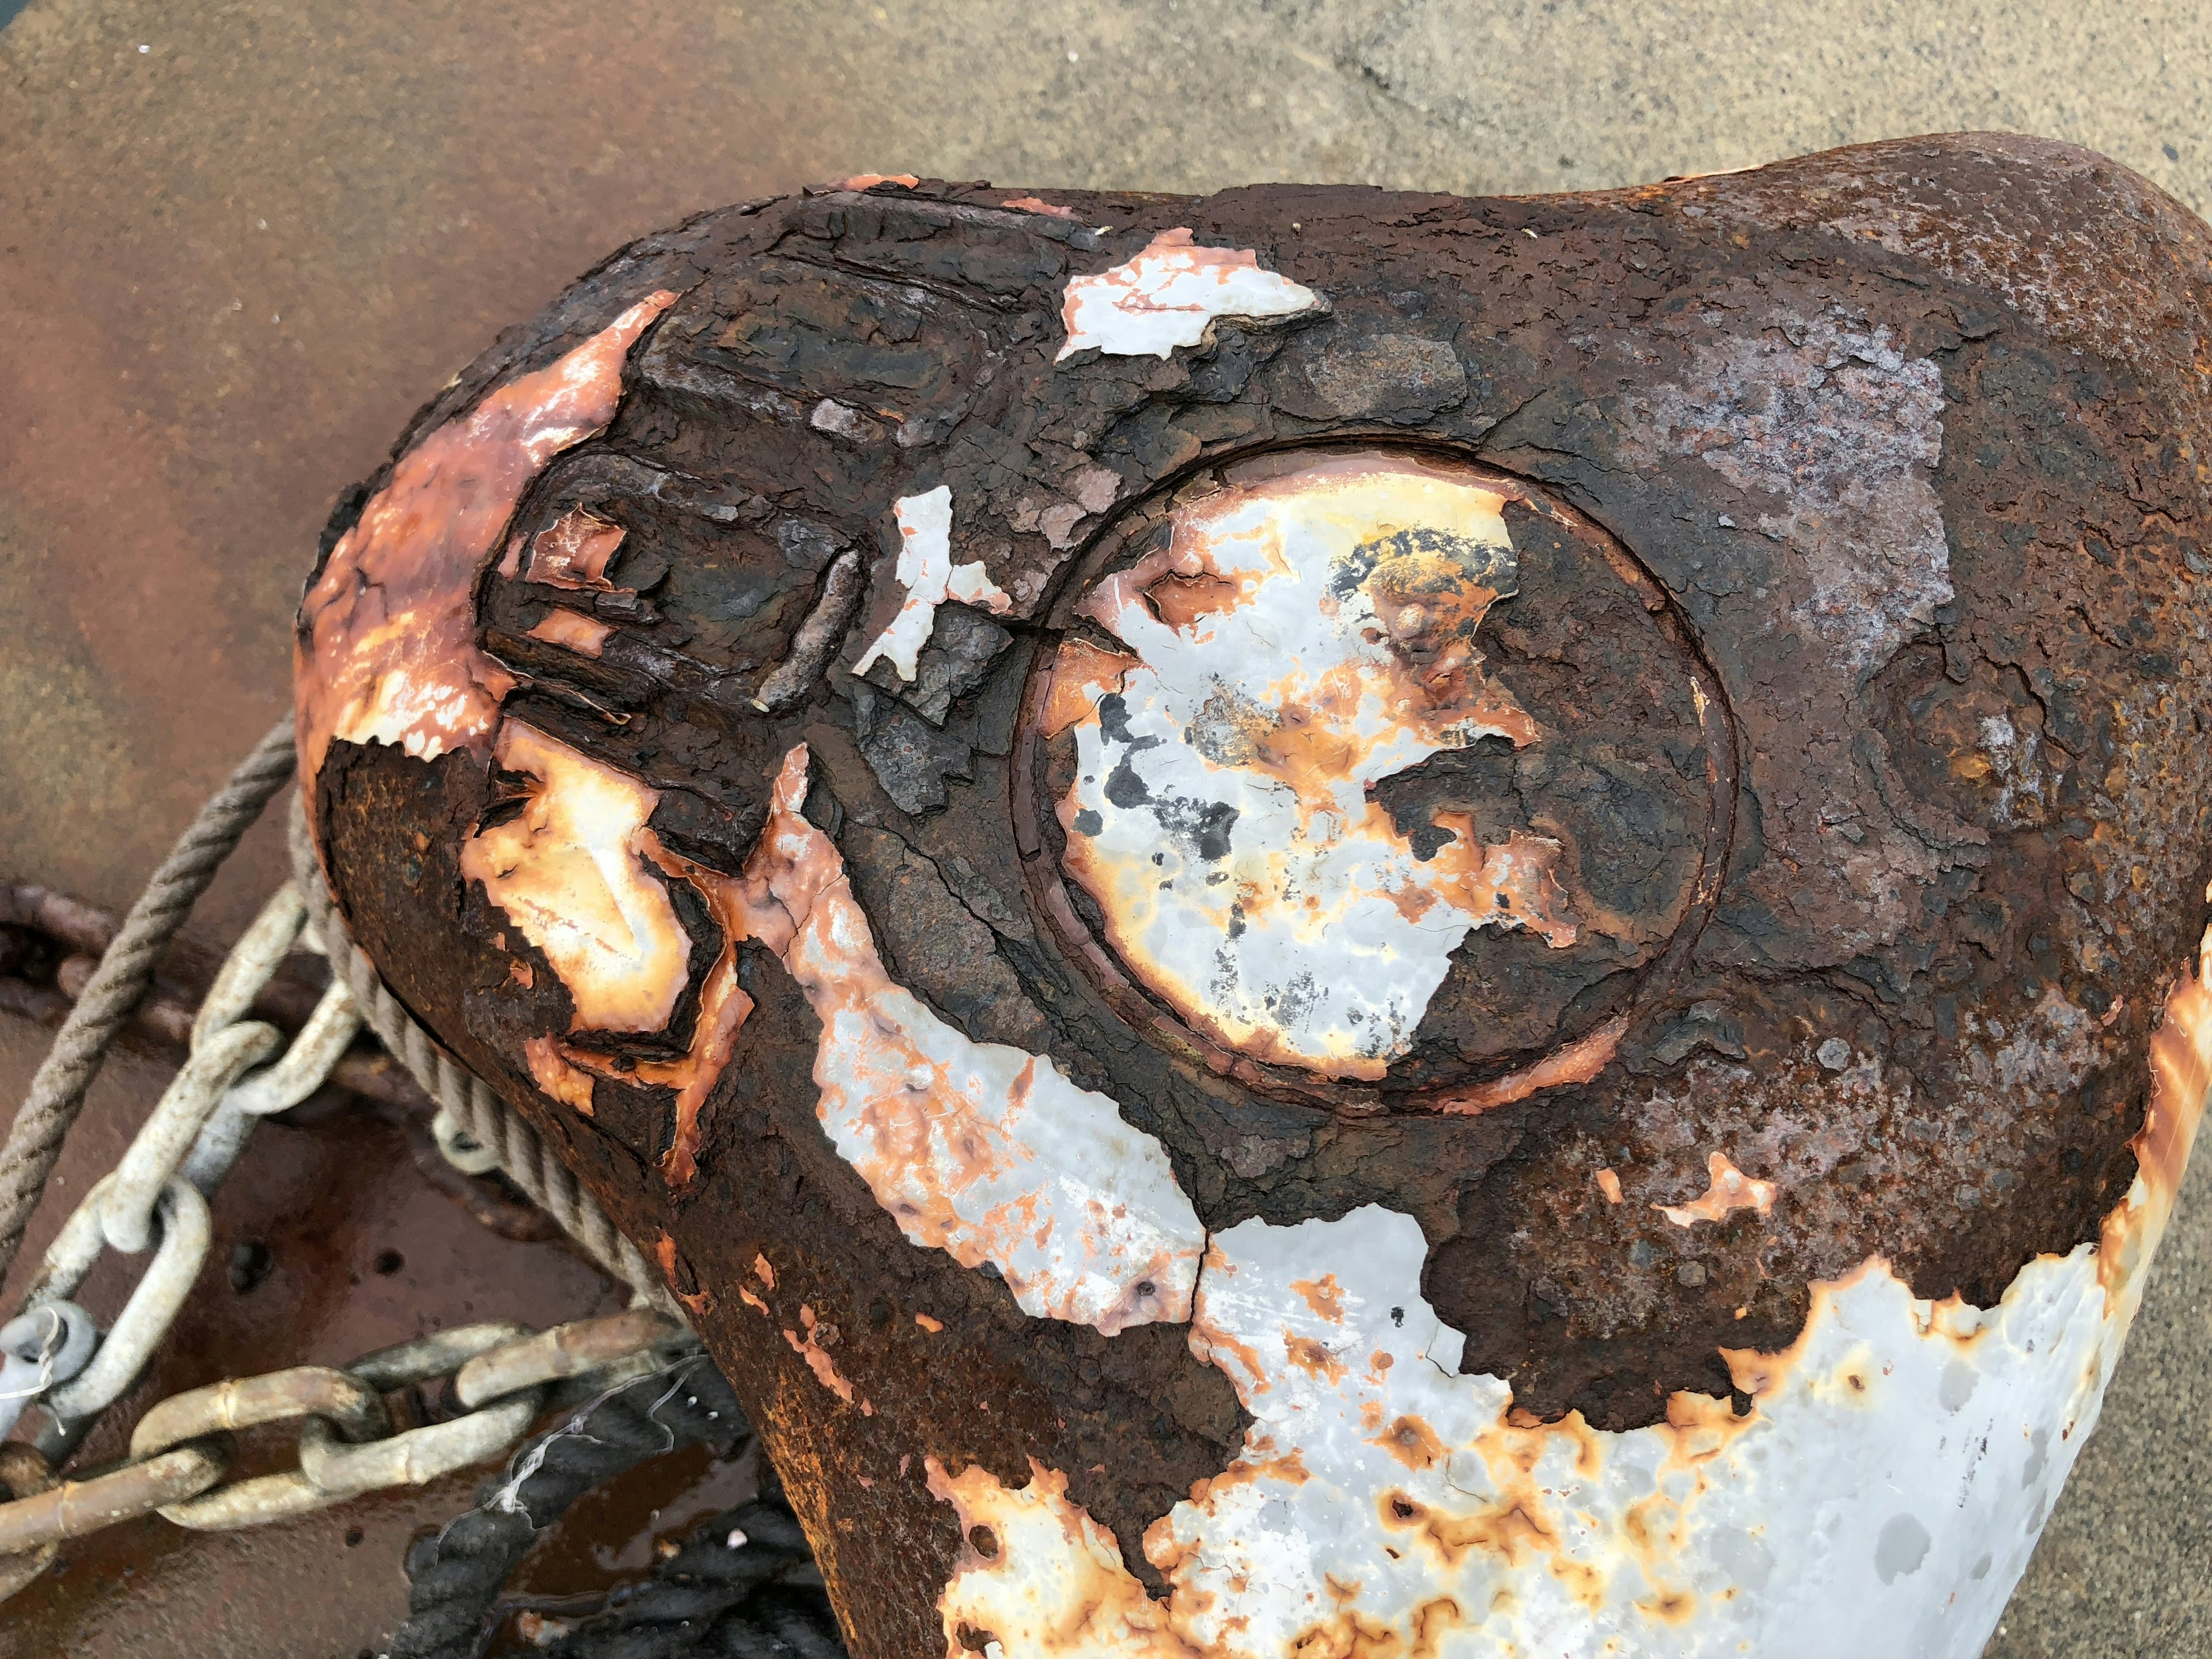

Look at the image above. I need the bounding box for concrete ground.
[0,1,2206,1652]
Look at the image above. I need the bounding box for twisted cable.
[0,718,298,1284]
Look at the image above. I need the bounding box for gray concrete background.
[1,1,2206,1652]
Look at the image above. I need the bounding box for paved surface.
[0,1,2205,1652]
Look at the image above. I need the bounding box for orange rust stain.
[1438,1016,1628,1116]
[930,1457,1199,1659]
[524,1034,597,1114]
[914,1312,944,1333]
[1040,638,1138,738]
[1289,1274,1345,1322]
[1421,819,1576,947]
[1655,1152,1779,1227]
[295,291,674,816]
[474,720,760,1190]
[506,959,535,990]
[1634,1586,1698,1626]
[1283,1332,1348,1384]
[1594,1167,1624,1205]
[513,506,627,588]
[525,607,615,656]
[1002,196,1080,220]
[1370,1414,1446,1471]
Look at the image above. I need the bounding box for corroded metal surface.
[288,138,2212,1659]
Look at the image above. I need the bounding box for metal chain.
[0,1308,696,1586]
[0,721,700,1605]
[10,880,357,1461]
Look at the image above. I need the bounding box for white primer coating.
[852,487,1013,684]
[1059,454,1573,1077]
[935,1205,2149,1659]
[1057,228,1325,361]
[749,748,1204,1333]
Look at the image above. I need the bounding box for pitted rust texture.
[298,137,2212,1654]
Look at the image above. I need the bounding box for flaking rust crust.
[296,138,2212,1658]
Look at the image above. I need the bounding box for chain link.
[0,847,695,1597]
[0,1310,691,1566]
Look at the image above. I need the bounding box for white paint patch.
[930,1206,2150,1659]
[1057,228,1325,361]
[744,748,1203,1334]
[1058,452,1574,1078]
[460,721,690,1035]
[852,487,1013,684]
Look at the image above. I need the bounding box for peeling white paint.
[1057,452,1574,1078]
[929,925,2212,1657]
[932,1210,2137,1659]
[853,487,1013,684]
[743,748,1204,1334]
[1057,228,1324,361]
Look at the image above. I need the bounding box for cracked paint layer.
[1057,450,1575,1078]
[926,928,2212,1658]
[852,486,1014,684]
[294,293,674,811]
[1058,228,1324,361]
[734,747,1205,1332]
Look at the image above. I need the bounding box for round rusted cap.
[1024,446,1732,1105]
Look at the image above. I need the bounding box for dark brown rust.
[298,138,2212,1656]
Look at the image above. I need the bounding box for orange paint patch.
[1655,1152,1780,1227]
[525,607,615,657]
[738,1286,770,1315]
[525,1034,597,1114]
[783,1323,858,1405]
[1594,1167,1624,1205]
[653,1233,714,1320]
[753,1253,777,1290]
[915,1312,944,1333]
[830,172,919,191]
[1002,196,1080,220]
[1289,1274,1345,1322]
[1438,1016,1628,1116]
[295,292,673,816]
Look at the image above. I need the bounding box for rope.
[286,796,677,1317]
[382,1358,840,1659]
[0,718,298,1284]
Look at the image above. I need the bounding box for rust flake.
[525,608,615,656]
